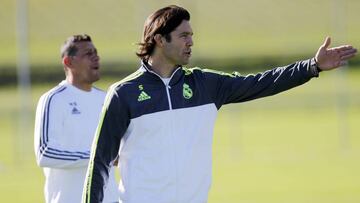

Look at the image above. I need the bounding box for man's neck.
[66,77,92,92]
[148,57,178,78]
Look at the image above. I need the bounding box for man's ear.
[62,56,72,67]
[154,34,164,47]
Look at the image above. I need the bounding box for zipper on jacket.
[143,65,181,202]
[165,85,172,110]
[146,67,181,110]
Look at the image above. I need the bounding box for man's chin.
[180,59,190,66]
[91,74,101,83]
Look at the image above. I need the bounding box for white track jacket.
[34,81,119,203]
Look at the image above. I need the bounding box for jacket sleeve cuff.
[309,58,321,77]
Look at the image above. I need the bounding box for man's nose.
[93,54,100,62]
[187,37,193,47]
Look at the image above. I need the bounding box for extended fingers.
[329,46,357,58]
[332,45,354,51]
[340,48,357,60]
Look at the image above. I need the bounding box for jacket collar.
[140,60,184,86]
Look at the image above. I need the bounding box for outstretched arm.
[315,36,357,70]
[201,37,357,108]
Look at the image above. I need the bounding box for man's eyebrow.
[179,31,193,36]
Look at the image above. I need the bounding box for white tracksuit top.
[34,81,119,203]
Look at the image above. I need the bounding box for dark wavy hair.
[60,34,92,58]
[136,5,190,61]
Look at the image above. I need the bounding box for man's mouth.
[184,50,192,57]
[91,64,100,70]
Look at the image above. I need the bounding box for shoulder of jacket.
[112,70,144,88]
[108,69,145,93]
[36,84,68,110]
[42,83,68,100]
[182,67,204,75]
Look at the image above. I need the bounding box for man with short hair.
[83,6,357,203]
[34,34,119,203]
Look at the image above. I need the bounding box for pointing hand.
[315,37,357,71]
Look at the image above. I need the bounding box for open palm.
[315,37,357,71]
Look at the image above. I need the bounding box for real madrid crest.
[183,83,193,99]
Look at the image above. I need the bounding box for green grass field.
[0,67,359,202]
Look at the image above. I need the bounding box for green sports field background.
[1,0,360,202]
[1,69,360,202]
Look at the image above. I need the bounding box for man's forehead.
[173,20,193,34]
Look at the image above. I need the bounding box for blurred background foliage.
[1,0,360,84]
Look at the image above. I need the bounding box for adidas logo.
[72,107,81,114]
[138,91,151,101]
[69,102,81,114]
